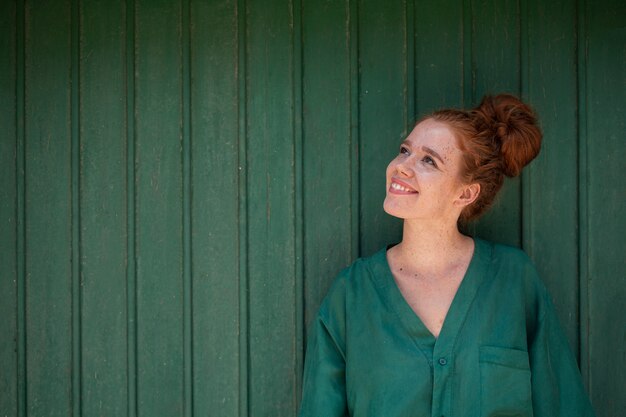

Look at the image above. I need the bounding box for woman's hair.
[428,94,542,222]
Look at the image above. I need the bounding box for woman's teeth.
[391,182,416,193]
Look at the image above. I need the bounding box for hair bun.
[472,94,542,177]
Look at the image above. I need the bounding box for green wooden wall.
[1,0,624,416]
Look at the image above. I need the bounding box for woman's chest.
[394,273,464,338]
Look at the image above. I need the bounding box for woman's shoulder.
[478,237,533,264]
[317,247,389,316]
[476,237,552,304]
[324,248,385,291]
[476,237,542,279]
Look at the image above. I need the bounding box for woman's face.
[383,118,471,222]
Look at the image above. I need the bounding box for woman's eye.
[400,146,409,155]
[422,156,437,167]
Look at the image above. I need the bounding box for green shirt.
[299,238,595,417]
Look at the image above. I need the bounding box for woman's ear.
[455,183,480,208]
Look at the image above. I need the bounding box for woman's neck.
[391,219,473,276]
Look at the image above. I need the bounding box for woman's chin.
[383,199,410,219]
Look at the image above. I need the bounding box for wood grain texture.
[24,0,74,415]
[236,0,249,415]
[302,0,353,332]
[190,0,241,415]
[135,1,184,415]
[79,0,129,415]
[246,0,297,414]
[414,0,465,116]
[0,1,18,415]
[524,0,580,359]
[585,0,626,415]
[125,1,138,415]
[15,2,27,415]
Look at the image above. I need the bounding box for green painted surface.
[302,0,354,329]
[80,0,129,415]
[0,1,17,416]
[525,0,580,357]
[190,0,241,415]
[246,0,298,413]
[1,0,624,416]
[25,1,74,415]
[585,1,626,416]
[135,1,184,416]
[414,0,464,114]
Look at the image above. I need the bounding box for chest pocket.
[479,346,533,417]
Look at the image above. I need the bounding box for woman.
[298,95,595,417]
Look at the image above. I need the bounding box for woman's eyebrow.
[421,146,445,165]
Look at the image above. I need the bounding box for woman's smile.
[389,178,418,195]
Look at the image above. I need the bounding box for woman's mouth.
[389,179,418,194]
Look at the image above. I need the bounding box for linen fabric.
[298,238,595,417]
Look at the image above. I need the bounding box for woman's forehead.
[406,119,462,158]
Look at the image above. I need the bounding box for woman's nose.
[395,159,413,177]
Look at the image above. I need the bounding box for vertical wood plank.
[246,0,297,413]
[16,2,27,415]
[414,0,465,116]
[524,0,579,358]
[576,0,590,392]
[24,0,74,415]
[358,0,407,256]
[181,0,192,415]
[126,0,138,414]
[585,0,626,415]
[237,0,249,415]
[293,0,305,405]
[0,1,18,415]
[135,1,184,416]
[462,0,473,107]
[470,0,522,246]
[70,0,81,414]
[302,0,353,332]
[189,0,240,415]
[405,0,415,128]
[79,0,128,415]
[349,0,360,263]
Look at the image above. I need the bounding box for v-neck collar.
[369,238,493,362]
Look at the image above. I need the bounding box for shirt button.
[438,358,447,366]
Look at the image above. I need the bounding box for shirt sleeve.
[529,294,596,417]
[298,314,349,417]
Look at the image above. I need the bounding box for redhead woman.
[298,95,595,417]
